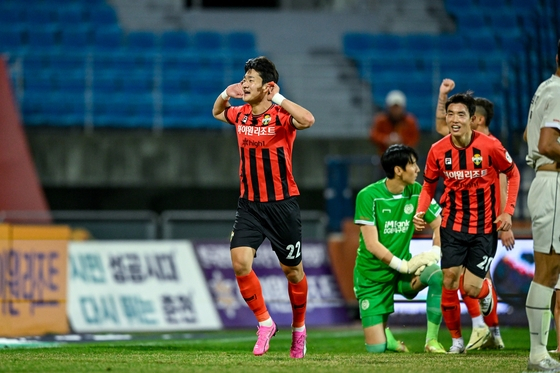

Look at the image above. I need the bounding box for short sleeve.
[354,188,376,226]
[224,106,242,125]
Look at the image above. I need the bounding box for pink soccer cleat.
[253,322,278,356]
[290,329,307,358]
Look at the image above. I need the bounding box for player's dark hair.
[245,56,279,84]
[474,97,494,127]
[381,144,418,179]
[445,91,476,117]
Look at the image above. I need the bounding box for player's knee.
[231,260,252,276]
[420,264,442,287]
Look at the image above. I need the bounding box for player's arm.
[416,148,440,216]
[212,83,244,122]
[435,79,455,136]
[360,224,436,274]
[538,127,560,162]
[493,146,520,232]
[499,172,515,250]
[268,83,315,130]
[523,127,528,142]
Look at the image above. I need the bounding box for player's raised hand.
[226,82,244,99]
[266,82,280,101]
[494,212,512,232]
[500,229,515,250]
[439,79,455,95]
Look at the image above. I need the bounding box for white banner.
[68,241,222,332]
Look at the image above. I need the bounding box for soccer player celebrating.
[434,79,512,350]
[523,39,560,372]
[354,144,445,354]
[415,92,520,354]
[212,56,315,358]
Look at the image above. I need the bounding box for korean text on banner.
[0,224,71,337]
[68,241,222,333]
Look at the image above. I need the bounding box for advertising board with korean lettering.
[68,241,222,332]
[193,240,350,328]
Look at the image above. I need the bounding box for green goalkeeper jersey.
[354,178,441,282]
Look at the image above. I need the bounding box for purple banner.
[193,240,350,328]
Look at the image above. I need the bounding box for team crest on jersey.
[262,114,271,126]
[241,115,248,124]
[361,300,370,310]
[505,151,512,163]
[445,158,452,165]
[404,204,414,214]
[472,153,483,166]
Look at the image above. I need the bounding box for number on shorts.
[286,241,301,260]
[476,255,493,273]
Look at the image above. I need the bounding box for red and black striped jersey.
[224,103,300,202]
[418,131,520,234]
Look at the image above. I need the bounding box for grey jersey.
[526,74,560,169]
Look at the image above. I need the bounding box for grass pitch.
[0,326,550,373]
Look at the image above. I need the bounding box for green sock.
[420,264,443,341]
[365,343,386,353]
[385,327,400,351]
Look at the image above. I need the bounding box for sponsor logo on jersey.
[382,209,392,213]
[383,220,410,234]
[444,169,487,180]
[238,125,276,136]
[404,204,414,214]
[505,151,512,163]
[262,114,271,126]
[472,153,483,166]
[242,115,248,124]
[445,158,452,165]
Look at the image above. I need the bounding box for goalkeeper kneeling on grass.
[353,144,445,354]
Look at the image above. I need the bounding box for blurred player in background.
[353,144,445,354]
[212,56,315,359]
[434,79,513,351]
[416,92,520,353]
[523,39,560,372]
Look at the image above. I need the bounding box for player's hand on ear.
[226,83,244,99]
[267,82,280,101]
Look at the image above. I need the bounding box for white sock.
[472,315,486,329]
[259,318,273,327]
[292,325,305,332]
[526,281,553,362]
[452,337,464,347]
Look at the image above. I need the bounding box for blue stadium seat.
[92,26,122,51]
[126,31,157,52]
[0,6,25,25]
[486,9,521,30]
[162,94,196,128]
[343,33,375,58]
[226,31,256,51]
[24,71,54,94]
[0,27,26,52]
[161,72,190,95]
[21,92,49,126]
[57,5,86,26]
[54,70,86,93]
[454,9,489,32]
[25,6,57,26]
[463,29,501,57]
[160,31,190,52]
[22,52,51,72]
[27,25,59,51]
[193,31,223,51]
[370,34,405,53]
[403,34,437,53]
[88,5,118,26]
[92,71,121,94]
[92,94,133,127]
[60,25,92,52]
[445,0,475,16]
[54,93,86,126]
[120,71,154,93]
[127,93,155,128]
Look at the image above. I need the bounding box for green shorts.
[354,267,418,318]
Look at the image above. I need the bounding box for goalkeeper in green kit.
[353,144,446,353]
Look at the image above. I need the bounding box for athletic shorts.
[353,267,417,318]
[528,171,560,254]
[230,197,302,267]
[441,225,497,279]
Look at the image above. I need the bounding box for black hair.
[244,56,279,84]
[445,91,476,117]
[381,144,418,179]
[474,97,494,127]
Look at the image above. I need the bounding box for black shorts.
[230,197,302,267]
[440,225,498,279]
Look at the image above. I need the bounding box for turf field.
[0,326,553,373]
